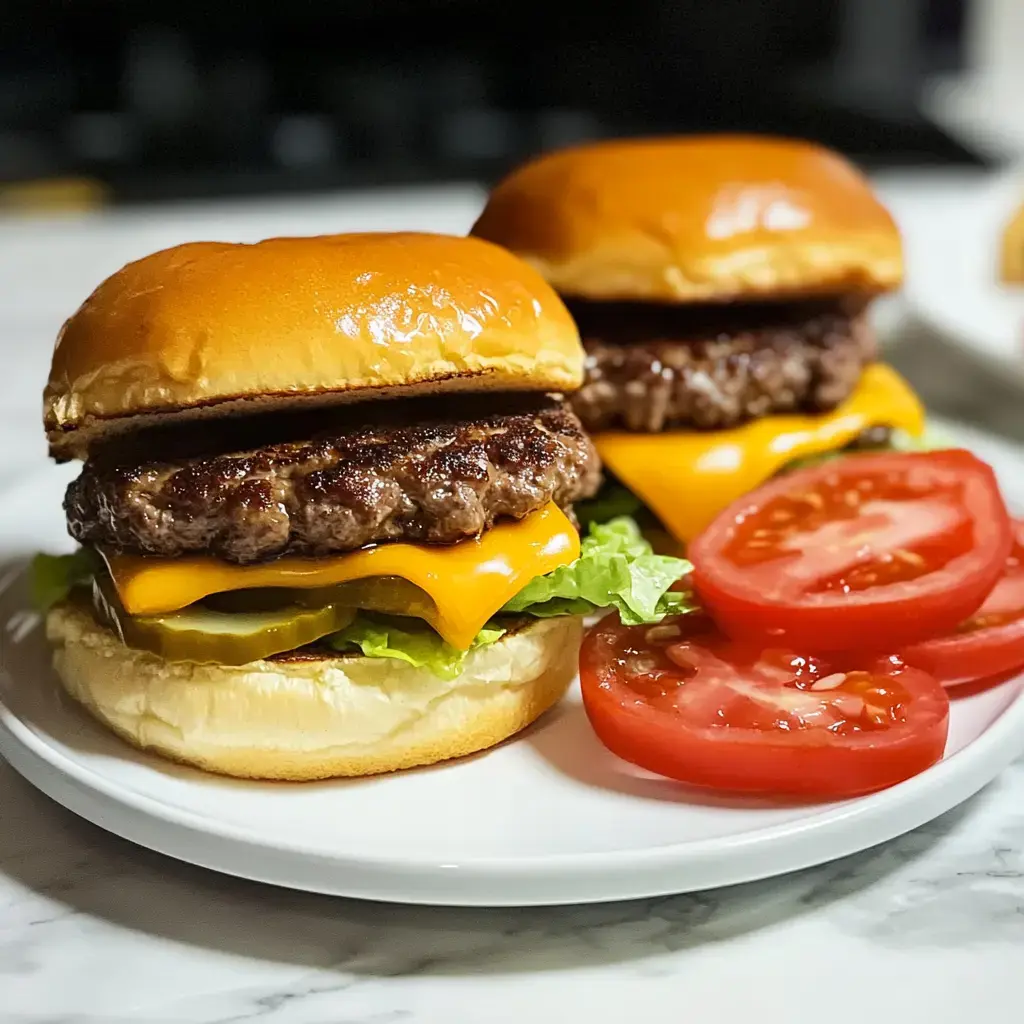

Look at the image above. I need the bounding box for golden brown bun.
[1000,201,1024,285]
[471,135,903,303]
[46,602,580,780]
[44,232,584,460]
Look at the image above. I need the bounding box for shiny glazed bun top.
[44,231,584,460]
[470,135,903,303]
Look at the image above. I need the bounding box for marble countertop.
[3,173,1024,1024]
[4,754,1024,1024]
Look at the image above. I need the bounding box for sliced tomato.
[689,450,1012,651]
[579,611,950,798]
[899,518,1024,687]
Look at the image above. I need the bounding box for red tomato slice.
[579,612,950,798]
[899,518,1024,686]
[689,450,1012,651]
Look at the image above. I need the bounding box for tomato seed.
[645,624,682,643]
[893,548,925,567]
[792,491,824,509]
[629,656,661,674]
[666,643,700,668]
[810,672,847,691]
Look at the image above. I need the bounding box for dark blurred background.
[0,0,980,206]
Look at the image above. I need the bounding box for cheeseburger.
[471,135,926,549]
[35,232,687,780]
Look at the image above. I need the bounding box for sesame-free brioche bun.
[44,231,584,461]
[46,601,580,780]
[471,135,903,303]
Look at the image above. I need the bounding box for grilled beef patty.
[65,397,601,564]
[568,297,876,432]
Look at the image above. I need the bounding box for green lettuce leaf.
[783,426,950,473]
[30,548,100,612]
[574,483,643,531]
[326,614,506,681]
[502,516,694,625]
[892,425,952,451]
[29,517,692,678]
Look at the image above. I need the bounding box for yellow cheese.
[594,364,925,544]
[101,503,579,651]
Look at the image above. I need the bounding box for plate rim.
[3,680,1024,905]
[4,422,1024,905]
[3,679,1024,875]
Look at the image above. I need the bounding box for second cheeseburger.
[471,135,927,549]
[38,232,689,780]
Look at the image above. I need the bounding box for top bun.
[471,135,903,303]
[44,232,584,460]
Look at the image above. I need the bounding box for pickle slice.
[206,576,439,624]
[92,577,355,666]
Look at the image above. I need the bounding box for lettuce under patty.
[326,614,507,680]
[575,484,644,531]
[30,548,100,612]
[502,516,691,624]
[29,515,693,675]
[781,426,946,473]
[323,517,693,675]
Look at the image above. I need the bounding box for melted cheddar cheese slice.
[594,364,925,545]
[101,503,579,651]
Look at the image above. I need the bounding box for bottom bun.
[46,603,582,781]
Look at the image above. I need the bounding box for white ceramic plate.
[2,422,1024,908]
[905,169,1024,381]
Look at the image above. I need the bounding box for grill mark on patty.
[65,399,601,564]
[566,296,877,433]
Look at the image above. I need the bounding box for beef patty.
[567,297,876,432]
[65,397,601,564]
